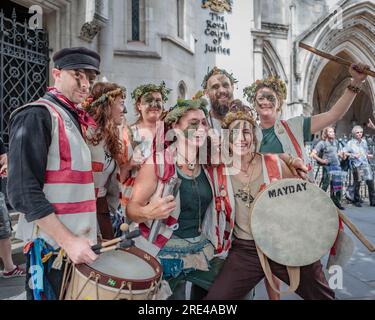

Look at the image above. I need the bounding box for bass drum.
[63,246,162,300]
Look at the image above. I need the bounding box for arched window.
[262,40,287,82]
[178,81,187,99]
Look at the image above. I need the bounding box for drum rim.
[76,246,162,290]
[250,178,339,267]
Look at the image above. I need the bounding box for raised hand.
[350,62,370,83]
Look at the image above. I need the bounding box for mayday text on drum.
[251,179,339,267]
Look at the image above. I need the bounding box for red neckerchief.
[48,87,97,130]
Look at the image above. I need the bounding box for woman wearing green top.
[244,63,369,180]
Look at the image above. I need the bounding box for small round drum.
[64,247,162,300]
[251,178,339,267]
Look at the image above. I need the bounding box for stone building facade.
[1,0,374,135]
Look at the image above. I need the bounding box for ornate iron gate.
[0,8,49,147]
[0,7,49,200]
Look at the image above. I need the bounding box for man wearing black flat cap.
[7,47,101,300]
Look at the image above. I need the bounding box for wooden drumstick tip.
[120,223,129,232]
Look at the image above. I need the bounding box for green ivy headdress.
[201,66,238,89]
[131,81,171,103]
[163,98,209,126]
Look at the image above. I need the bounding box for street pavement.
[1,202,374,300]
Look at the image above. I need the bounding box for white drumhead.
[89,250,156,279]
[251,179,339,267]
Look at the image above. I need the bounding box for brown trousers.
[205,238,335,300]
[96,197,114,240]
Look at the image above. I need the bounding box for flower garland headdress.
[222,101,256,129]
[163,98,208,126]
[81,86,126,111]
[243,75,287,106]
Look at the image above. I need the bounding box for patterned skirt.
[328,164,346,193]
[158,235,215,279]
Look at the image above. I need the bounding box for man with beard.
[202,67,237,132]
[311,127,347,210]
[8,47,100,300]
[201,67,306,176]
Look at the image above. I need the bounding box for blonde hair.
[321,127,335,140]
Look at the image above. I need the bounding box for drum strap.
[280,120,312,172]
[255,245,300,295]
[280,120,302,159]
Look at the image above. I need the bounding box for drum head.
[251,179,339,267]
[74,247,162,292]
[89,250,156,280]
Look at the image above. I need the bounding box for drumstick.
[102,223,131,247]
[99,237,121,248]
[97,228,139,249]
[93,239,135,254]
[98,245,117,254]
[91,229,141,252]
[91,223,129,250]
[338,211,375,252]
[99,223,130,248]
[299,42,375,78]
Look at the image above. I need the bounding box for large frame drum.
[251,178,339,267]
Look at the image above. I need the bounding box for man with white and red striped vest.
[8,47,101,300]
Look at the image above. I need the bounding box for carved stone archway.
[312,50,373,137]
[298,1,375,136]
